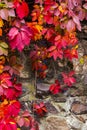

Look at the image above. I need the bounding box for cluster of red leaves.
[0,55,39,130]
[33,102,47,117]
[4,55,23,76]
[0,99,39,130]
[0,72,22,100]
[42,0,87,31]
[64,48,78,60]
[1,0,87,129]
[43,30,78,61]
[0,100,20,130]
[16,110,39,130]
[49,71,76,94]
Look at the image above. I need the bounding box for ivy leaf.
[17,118,24,127]
[35,0,43,5]
[66,19,75,32]
[24,118,31,127]
[33,102,47,116]
[0,42,8,49]
[73,15,81,31]
[44,12,54,24]
[0,119,17,130]
[0,18,4,27]
[22,110,30,117]
[48,45,63,60]
[6,101,21,117]
[0,28,2,36]
[0,86,3,95]
[0,42,8,56]
[0,9,8,20]
[64,48,78,60]
[0,56,5,65]
[62,71,76,86]
[8,22,33,51]
[49,80,61,94]
[8,9,15,17]
[14,1,29,19]
[83,3,87,9]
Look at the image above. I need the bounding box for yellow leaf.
[35,24,43,33]
[59,6,64,13]
[74,45,78,49]
[79,57,84,64]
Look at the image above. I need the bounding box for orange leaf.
[0,28,2,36]
[0,65,4,73]
[0,19,4,27]
[0,56,5,65]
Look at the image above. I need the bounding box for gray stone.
[64,97,74,112]
[37,83,50,92]
[45,102,58,114]
[71,101,87,114]
[66,115,83,129]
[81,121,87,130]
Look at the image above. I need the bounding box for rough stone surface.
[82,121,87,130]
[46,116,69,130]
[66,115,83,129]
[19,39,87,130]
[71,101,87,114]
[37,83,50,92]
[45,102,58,114]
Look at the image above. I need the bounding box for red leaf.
[8,21,33,51]
[0,9,9,20]
[5,101,21,117]
[48,46,56,52]
[49,48,63,60]
[14,1,29,19]
[17,117,24,127]
[14,83,22,91]
[49,80,61,94]
[0,118,17,130]
[64,48,78,60]
[66,20,75,32]
[33,102,47,116]
[73,15,81,31]
[22,110,30,117]
[83,3,87,9]
[5,88,16,100]
[24,118,31,127]
[0,86,4,96]
[62,71,76,86]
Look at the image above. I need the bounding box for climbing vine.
[0,0,87,129]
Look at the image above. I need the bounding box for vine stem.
[52,60,57,80]
[34,70,37,96]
